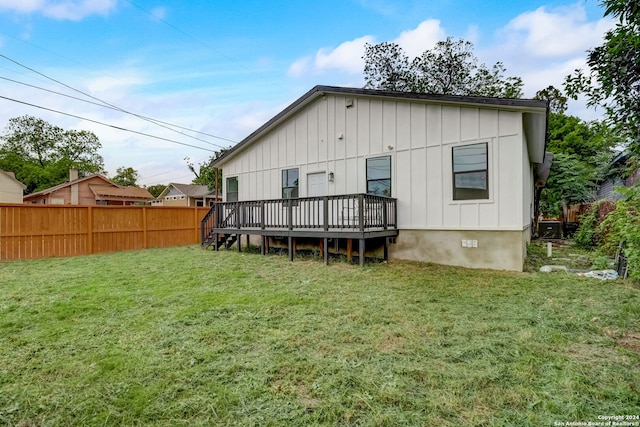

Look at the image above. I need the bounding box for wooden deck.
[200,193,398,265]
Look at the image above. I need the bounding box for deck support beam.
[359,238,365,267]
[323,238,328,265]
[288,236,293,261]
[237,234,241,252]
[347,239,352,262]
[383,238,388,261]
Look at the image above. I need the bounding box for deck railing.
[201,193,397,245]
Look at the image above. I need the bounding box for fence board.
[0,204,209,261]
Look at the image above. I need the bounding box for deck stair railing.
[201,193,397,248]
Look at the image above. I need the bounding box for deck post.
[384,238,388,261]
[246,234,250,249]
[358,194,365,231]
[261,235,266,255]
[359,238,365,267]
[347,239,352,262]
[288,200,293,231]
[261,201,266,230]
[288,236,294,261]
[214,233,219,251]
[237,234,242,252]
[323,196,329,231]
[236,202,241,230]
[382,199,388,230]
[323,237,328,265]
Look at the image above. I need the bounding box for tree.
[363,37,523,98]
[146,184,167,198]
[534,85,568,114]
[0,115,104,193]
[112,166,139,187]
[186,147,229,195]
[363,42,412,91]
[564,0,640,151]
[539,152,597,216]
[538,111,618,217]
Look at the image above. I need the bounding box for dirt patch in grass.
[618,331,640,355]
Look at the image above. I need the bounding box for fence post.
[87,206,93,255]
[195,207,200,244]
[143,206,148,248]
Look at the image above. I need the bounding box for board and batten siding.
[222,94,529,232]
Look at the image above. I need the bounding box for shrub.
[597,186,640,280]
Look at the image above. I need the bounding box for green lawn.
[1,245,639,426]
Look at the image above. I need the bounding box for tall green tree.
[363,42,412,91]
[112,166,140,187]
[534,85,568,114]
[186,148,229,195]
[0,116,105,193]
[565,0,640,151]
[146,184,167,198]
[536,89,618,216]
[364,37,523,98]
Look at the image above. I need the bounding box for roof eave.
[213,85,549,167]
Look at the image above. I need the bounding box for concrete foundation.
[389,228,530,271]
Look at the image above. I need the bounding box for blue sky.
[0,0,610,186]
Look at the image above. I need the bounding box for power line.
[0,95,216,153]
[123,0,257,78]
[0,54,235,149]
[0,75,238,146]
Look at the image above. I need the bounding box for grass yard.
[1,245,639,426]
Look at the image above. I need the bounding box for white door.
[307,172,326,227]
[307,172,326,197]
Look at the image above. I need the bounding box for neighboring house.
[209,85,548,271]
[23,169,153,205]
[0,170,26,204]
[151,183,219,207]
[596,151,639,200]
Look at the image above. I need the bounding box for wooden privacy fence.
[0,204,210,261]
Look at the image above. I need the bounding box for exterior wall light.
[328,172,334,182]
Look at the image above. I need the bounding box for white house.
[0,171,26,204]
[210,86,548,271]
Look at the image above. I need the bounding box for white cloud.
[487,2,612,117]
[314,35,375,74]
[288,18,448,77]
[0,0,43,13]
[149,6,167,20]
[85,73,146,94]
[501,3,613,58]
[393,19,444,58]
[287,35,374,76]
[0,0,117,20]
[287,56,312,77]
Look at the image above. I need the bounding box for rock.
[539,265,569,273]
